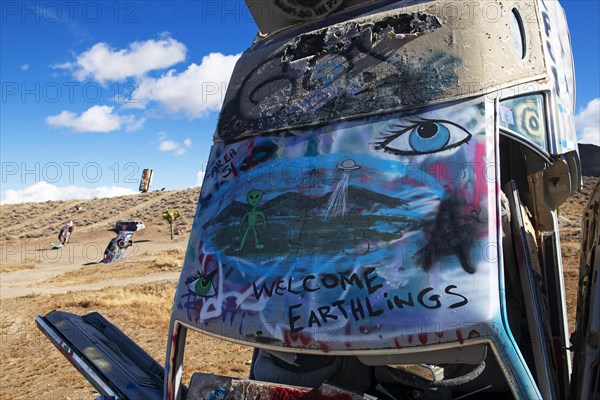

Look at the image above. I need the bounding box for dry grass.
[143,247,186,257]
[152,255,183,270]
[0,283,173,400]
[41,250,185,287]
[0,261,35,273]
[0,283,252,400]
[558,176,599,331]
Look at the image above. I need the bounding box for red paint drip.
[318,341,330,353]
[270,386,310,400]
[283,330,313,347]
[302,388,356,400]
[407,334,413,344]
[472,142,487,206]
[435,331,444,338]
[344,323,352,347]
[456,329,464,344]
[418,333,428,345]
[299,333,311,346]
[282,330,291,347]
[394,337,402,348]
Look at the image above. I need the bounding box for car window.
[499,94,547,151]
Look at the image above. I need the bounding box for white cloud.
[575,98,600,146]
[157,134,192,156]
[20,63,29,71]
[56,37,187,83]
[133,52,241,117]
[122,115,146,132]
[1,181,136,204]
[46,105,144,133]
[158,139,181,151]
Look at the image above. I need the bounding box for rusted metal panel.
[187,373,373,399]
[218,0,546,141]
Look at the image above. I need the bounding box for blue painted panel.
[174,98,500,352]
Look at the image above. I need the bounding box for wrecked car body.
[37,0,598,399]
[102,230,134,264]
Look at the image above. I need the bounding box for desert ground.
[0,178,598,399]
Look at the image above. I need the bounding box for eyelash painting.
[185,271,217,297]
[374,119,472,156]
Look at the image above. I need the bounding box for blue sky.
[1,0,598,203]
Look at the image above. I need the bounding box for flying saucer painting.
[337,159,361,171]
[326,159,362,218]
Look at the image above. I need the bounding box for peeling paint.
[217,12,450,142]
[282,13,441,63]
[217,1,547,141]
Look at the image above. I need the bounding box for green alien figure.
[238,189,267,251]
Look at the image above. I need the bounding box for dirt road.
[1,227,187,299]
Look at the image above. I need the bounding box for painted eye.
[410,121,450,153]
[186,275,216,297]
[375,119,471,156]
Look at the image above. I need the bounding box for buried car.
[115,220,145,232]
[36,0,598,399]
[102,230,135,264]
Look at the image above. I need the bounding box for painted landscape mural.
[174,98,499,351]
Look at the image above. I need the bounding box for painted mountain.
[205,186,412,257]
[579,144,600,177]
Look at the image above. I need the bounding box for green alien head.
[246,189,265,206]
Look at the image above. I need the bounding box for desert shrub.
[0,261,35,273]
[145,247,185,257]
[24,231,44,238]
[152,255,182,270]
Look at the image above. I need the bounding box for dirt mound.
[0,188,200,241]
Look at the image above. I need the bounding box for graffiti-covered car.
[57,221,74,245]
[102,231,134,264]
[36,1,598,399]
[114,220,145,232]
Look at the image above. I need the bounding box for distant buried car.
[114,220,145,232]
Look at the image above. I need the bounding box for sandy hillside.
[0,178,598,399]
